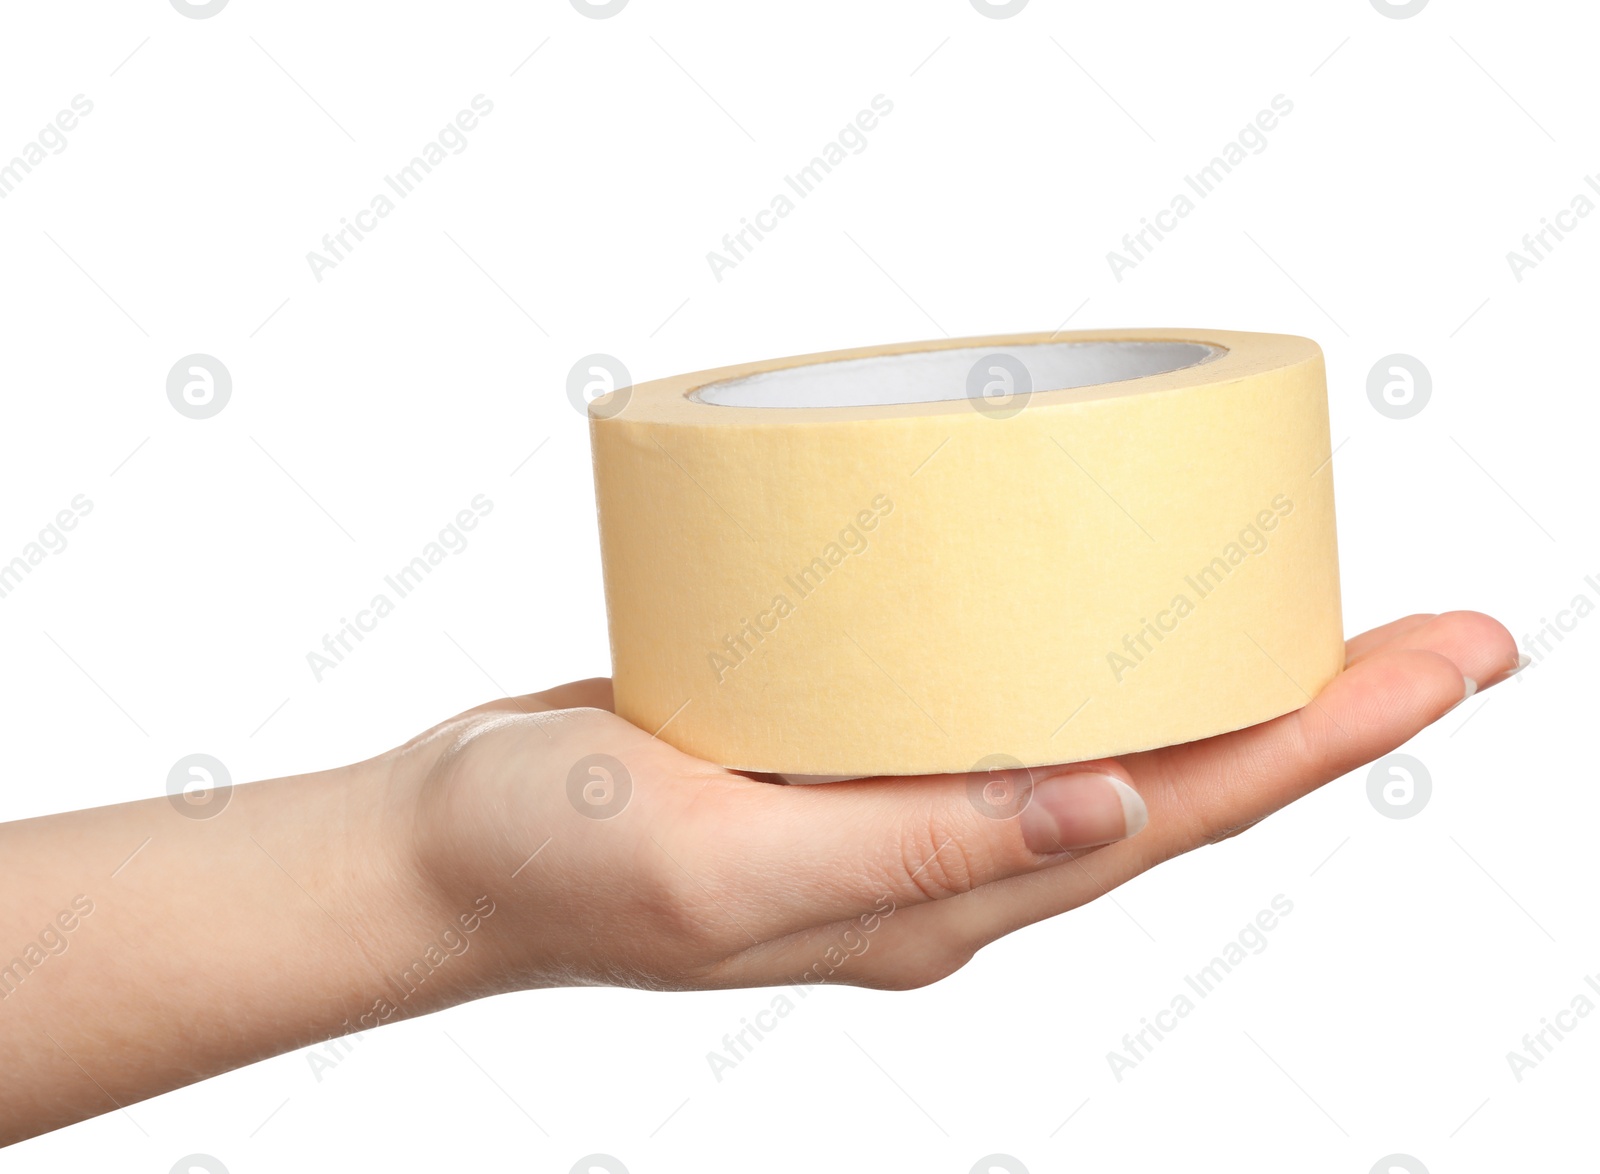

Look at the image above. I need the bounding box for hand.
[395,610,1521,994]
[0,610,1519,1140]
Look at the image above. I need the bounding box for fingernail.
[1483,651,1532,692]
[1462,677,1478,700]
[1020,772,1148,855]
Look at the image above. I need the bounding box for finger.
[705,906,978,992]
[825,643,1474,960]
[1343,613,1436,664]
[456,677,616,720]
[680,759,1148,941]
[1343,610,1520,687]
[531,678,616,711]
[1139,645,1468,852]
[700,612,1519,983]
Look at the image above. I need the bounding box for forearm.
[0,758,467,1143]
[0,615,1517,1143]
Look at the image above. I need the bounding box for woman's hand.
[0,610,1519,1142]
[396,610,1521,995]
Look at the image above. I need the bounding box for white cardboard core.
[692,340,1223,409]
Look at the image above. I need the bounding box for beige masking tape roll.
[589,329,1343,777]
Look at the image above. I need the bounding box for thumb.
[705,760,1148,939]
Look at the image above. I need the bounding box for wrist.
[290,757,499,1024]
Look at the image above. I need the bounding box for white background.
[0,0,1594,1170]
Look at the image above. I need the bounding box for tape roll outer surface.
[589,329,1343,777]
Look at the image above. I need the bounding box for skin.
[0,610,1518,1143]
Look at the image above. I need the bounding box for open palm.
[403,611,1518,994]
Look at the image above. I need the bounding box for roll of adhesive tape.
[589,329,1343,777]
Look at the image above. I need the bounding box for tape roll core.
[692,340,1224,409]
[590,328,1344,777]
